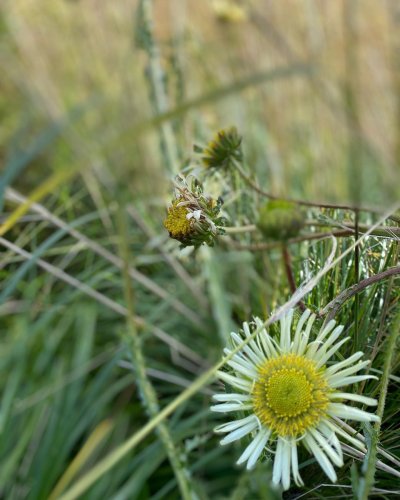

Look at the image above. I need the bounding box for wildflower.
[211,309,379,491]
[198,127,243,170]
[163,175,226,247]
[211,0,248,23]
[257,200,305,240]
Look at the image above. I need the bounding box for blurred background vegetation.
[0,1,399,499]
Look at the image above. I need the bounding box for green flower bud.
[197,127,243,170]
[257,200,305,241]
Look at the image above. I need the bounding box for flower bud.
[197,127,243,170]
[257,200,305,240]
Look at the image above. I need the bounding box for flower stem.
[319,266,400,320]
[305,220,400,238]
[116,208,194,500]
[356,309,400,500]
[135,0,179,174]
[233,159,385,214]
[281,244,306,311]
[223,224,257,234]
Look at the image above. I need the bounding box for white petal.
[214,415,256,434]
[328,392,377,406]
[317,319,337,342]
[324,325,345,348]
[237,429,270,468]
[210,403,253,413]
[326,360,370,383]
[220,420,259,445]
[281,439,292,491]
[224,346,256,372]
[230,332,264,365]
[280,309,294,353]
[236,433,260,466]
[247,430,271,469]
[314,337,350,366]
[297,313,316,355]
[216,371,252,391]
[307,320,336,358]
[323,418,366,451]
[272,438,284,486]
[290,441,304,486]
[328,403,380,422]
[310,428,343,466]
[328,374,378,389]
[254,317,279,358]
[317,421,343,460]
[226,358,258,379]
[304,433,337,482]
[325,352,364,375]
[242,321,266,356]
[212,393,251,403]
[313,325,344,364]
[292,309,311,354]
[192,210,202,220]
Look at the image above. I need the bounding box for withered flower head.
[164,175,226,247]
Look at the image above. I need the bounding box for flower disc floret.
[253,354,329,437]
[163,200,193,240]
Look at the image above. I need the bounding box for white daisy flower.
[211,309,380,491]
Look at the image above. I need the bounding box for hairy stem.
[117,208,194,500]
[136,0,179,174]
[357,310,400,500]
[320,266,400,319]
[233,159,384,214]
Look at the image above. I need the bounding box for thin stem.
[370,243,400,363]
[5,188,205,327]
[354,209,360,349]
[116,208,193,500]
[305,220,400,237]
[319,266,400,319]
[223,224,257,234]
[360,238,399,394]
[233,160,383,213]
[224,220,400,239]
[0,237,205,373]
[136,0,179,174]
[224,230,354,251]
[357,310,400,500]
[127,204,209,309]
[282,245,306,311]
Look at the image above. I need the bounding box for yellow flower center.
[164,201,192,240]
[266,370,313,417]
[253,353,330,437]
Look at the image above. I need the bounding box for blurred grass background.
[0,1,399,499]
